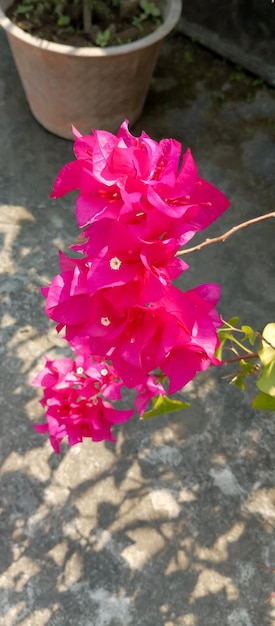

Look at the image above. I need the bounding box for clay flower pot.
[0,0,182,139]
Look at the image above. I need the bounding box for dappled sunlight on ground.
[1,190,275,625]
[1,24,275,626]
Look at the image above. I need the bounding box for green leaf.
[241,325,257,346]
[140,0,160,17]
[252,78,264,87]
[230,358,259,390]
[57,14,71,26]
[95,29,111,47]
[183,50,193,63]
[256,361,275,397]
[217,317,241,358]
[227,316,240,327]
[215,337,227,361]
[142,394,190,419]
[258,323,275,366]
[230,70,246,82]
[252,391,275,411]
[17,3,34,14]
[217,317,240,340]
[232,376,246,390]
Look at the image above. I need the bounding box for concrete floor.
[0,25,275,626]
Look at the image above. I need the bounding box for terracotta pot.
[0,0,182,139]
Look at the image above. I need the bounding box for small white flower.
[110,256,122,270]
[76,366,84,375]
[101,368,108,376]
[101,317,111,326]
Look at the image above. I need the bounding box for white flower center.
[76,367,84,375]
[101,316,111,326]
[110,256,122,270]
[101,368,108,376]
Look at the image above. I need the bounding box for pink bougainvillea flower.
[80,221,188,300]
[50,121,229,240]
[42,265,90,326]
[35,392,134,453]
[35,121,231,451]
[135,375,166,416]
[146,148,230,235]
[43,222,188,331]
[60,281,220,392]
[32,354,123,401]
[43,268,222,394]
[157,283,222,393]
[113,283,221,392]
[75,179,123,228]
[33,356,76,390]
[71,218,113,257]
[33,355,133,452]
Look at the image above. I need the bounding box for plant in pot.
[0,0,182,139]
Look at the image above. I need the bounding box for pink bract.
[34,120,230,450]
[33,356,133,452]
[44,280,221,393]
[50,120,229,237]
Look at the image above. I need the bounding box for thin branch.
[221,352,259,365]
[256,331,275,351]
[220,318,275,352]
[83,0,92,33]
[220,318,246,333]
[176,211,275,256]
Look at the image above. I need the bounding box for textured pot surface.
[0,0,182,138]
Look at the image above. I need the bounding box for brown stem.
[221,352,259,365]
[176,211,275,256]
[83,0,92,33]
[255,330,275,351]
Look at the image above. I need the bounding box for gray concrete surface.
[1,27,275,626]
[179,1,275,87]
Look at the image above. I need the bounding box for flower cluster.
[32,354,134,453]
[34,120,230,450]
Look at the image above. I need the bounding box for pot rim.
[0,0,182,57]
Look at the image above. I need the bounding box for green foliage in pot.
[7,0,163,46]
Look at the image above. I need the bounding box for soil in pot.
[6,0,163,47]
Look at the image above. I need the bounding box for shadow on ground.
[0,27,275,626]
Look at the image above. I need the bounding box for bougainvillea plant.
[33,120,275,452]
